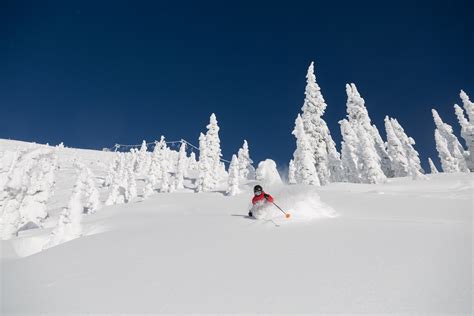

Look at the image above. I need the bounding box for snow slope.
[1,139,472,314]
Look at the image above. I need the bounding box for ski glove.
[264,194,270,200]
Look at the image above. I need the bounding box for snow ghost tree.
[125,166,137,202]
[299,62,342,184]
[389,118,426,180]
[255,159,283,186]
[455,90,474,171]
[188,152,198,171]
[339,119,360,183]
[149,137,165,186]
[158,139,172,193]
[80,166,100,214]
[432,109,469,173]
[44,174,84,249]
[385,116,408,177]
[0,148,57,240]
[196,132,214,192]
[428,158,439,174]
[135,140,150,174]
[173,142,187,190]
[105,153,127,205]
[344,83,391,180]
[288,159,296,184]
[292,114,320,185]
[237,140,255,180]
[205,113,226,183]
[226,155,240,196]
[104,155,119,187]
[357,127,387,184]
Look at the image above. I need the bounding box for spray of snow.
[251,184,337,223]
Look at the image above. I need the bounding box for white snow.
[0,138,472,314]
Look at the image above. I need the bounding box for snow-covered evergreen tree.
[432,109,469,173]
[149,137,165,184]
[81,167,100,214]
[205,113,226,184]
[1,148,57,239]
[188,152,198,171]
[158,140,172,193]
[434,129,459,173]
[196,133,214,192]
[455,90,474,171]
[44,175,83,249]
[226,155,240,196]
[339,119,360,183]
[300,62,342,184]
[105,154,127,205]
[104,155,119,187]
[385,116,408,177]
[357,128,387,184]
[428,158,439,174]
[255,159,283,186]
[125,166,137,202]
[135,140,149,174]
[237,140,255,180]
[390,118,426,180]
[292,114,320,185]
[173,142,187,190]
[345,83,392,178]
[288,159,296,184]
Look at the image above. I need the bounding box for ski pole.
[272,202,291,219]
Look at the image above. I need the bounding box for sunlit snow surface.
[1,139,472,314]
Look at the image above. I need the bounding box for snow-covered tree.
[237,140,255,180]
[135,140,150,174]
[142,175,155,199]
[255,159,283,186]
[105,154,127,205]
[173,142,187,190]
[428,158,439,174]
[125,166,137,202]
[226,155,240,196]
[104,155,119,187]
[300,62,342,184]
[81,167,100,214]
[345,83,392,178]
[188,152,198,171]
[196,133,214,192]
[357,127,387,184]
[385,116,408,177]
[1,148,57,239]
[158,140,172,193]
[390,118,426,180]
[292,114,320,185]
[455,90,474,171]
[372,124,393,177]
[288,159,296,184]
[149,137,165,183]
[432,109,469,173]
[339,119,360,183]
[434,129,459,173]
[44,175,83,249]
[206,113,224,178]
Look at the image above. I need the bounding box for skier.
[248,185,274,218]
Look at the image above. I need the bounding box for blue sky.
[1,0,473,171]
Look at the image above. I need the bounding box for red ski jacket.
[252,192,274,205]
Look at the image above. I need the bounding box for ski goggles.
[254,190,262,195]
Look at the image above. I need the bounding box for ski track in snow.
[0,139,472,314]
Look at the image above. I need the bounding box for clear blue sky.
[1,0,473,171]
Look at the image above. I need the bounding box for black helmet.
[253,185,263,193]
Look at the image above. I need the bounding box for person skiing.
[248,185,274,217]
